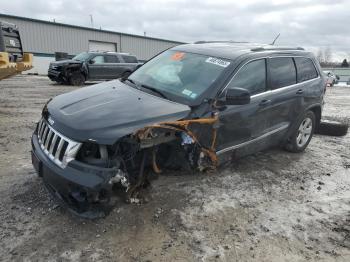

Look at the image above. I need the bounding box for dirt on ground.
[0,75,349,262]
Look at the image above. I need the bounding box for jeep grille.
[37,119,81,168]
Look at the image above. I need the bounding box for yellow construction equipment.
[0,21,33,80]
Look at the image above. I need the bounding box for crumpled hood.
[50,59,82,67]
[47,80,191,144]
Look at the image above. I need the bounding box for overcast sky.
[2,0,350,61]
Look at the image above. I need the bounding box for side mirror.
[88,60,95,64]
[223,87,251,105]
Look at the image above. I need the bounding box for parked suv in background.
[32,42,326,217]
[48,51,141,86]
[323,70,337,86]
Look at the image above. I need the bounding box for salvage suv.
[32,42,326,217]
[48,51,141,86]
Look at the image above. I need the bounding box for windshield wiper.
[122,78,138,87]
[139,84,168,99]
[122,79,170,100]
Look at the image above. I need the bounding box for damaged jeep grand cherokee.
[31,42,326,217]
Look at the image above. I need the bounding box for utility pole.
[89,14,94,28]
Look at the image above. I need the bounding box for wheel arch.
[307,104,322,129]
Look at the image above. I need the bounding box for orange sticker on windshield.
[171,52,185,61]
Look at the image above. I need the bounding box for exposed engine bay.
[74,115,219,210]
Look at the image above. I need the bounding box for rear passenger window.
[269,57,296,89]
[122,55,137,63]
[294,57,318,82]
[228,59,266,95]
[105,55,120,63]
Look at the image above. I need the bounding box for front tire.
[69,72,85,86]
[284,111,316,153]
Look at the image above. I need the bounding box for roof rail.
[91,51,131,55]
[251,46,305,52]
[194,40,250,44]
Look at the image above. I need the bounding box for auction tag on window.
[182,89,192,96]
[205,57,230,67]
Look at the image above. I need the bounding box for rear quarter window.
[269,57,297,89]
[294,57,318,82]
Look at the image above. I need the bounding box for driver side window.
[91,55,105,64]
[228,59,267,95]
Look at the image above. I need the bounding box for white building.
[0,13,184,74]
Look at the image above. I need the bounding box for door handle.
[296,89,303,95]
[259,99,272,107]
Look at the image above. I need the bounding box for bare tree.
[316,48,324,64]
[324,46,332,64]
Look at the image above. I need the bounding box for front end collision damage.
[48,61,86,83]
[36,112,220,217]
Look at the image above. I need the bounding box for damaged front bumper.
[31,111,220,218]
[48,69,66,83]
[31,134,119,218]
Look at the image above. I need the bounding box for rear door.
[265,57,300,137]
[119,55,139,73]
[293,57,321,108]
[216,58,269,153]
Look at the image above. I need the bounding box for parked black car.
[32,42,326,217]
[48,51,141,86]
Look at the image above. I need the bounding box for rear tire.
[69,72,85,86]
[284,111,316,153]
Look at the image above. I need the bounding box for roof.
[173,41,310,60]
[0,13,185,45]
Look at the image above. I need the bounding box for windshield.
[128,50,230,103]
[72,52,92,61]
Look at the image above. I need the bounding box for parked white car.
[323,71,336,86]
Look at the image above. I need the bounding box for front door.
[87,55,107,80]
[216,58,270,154]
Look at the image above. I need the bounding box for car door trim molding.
[250,76,321,99]
[216,123,289,155]
[219,55,321,98]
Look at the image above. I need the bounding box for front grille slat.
[37,121,43,138]
[52,136,61,157]
[39,121,46,138]
[55,138,64,159]
[36,119,81,168]
[42,125,49,144]
[59,141,69,161]
[49,134,58,154]
[44,130,53,148]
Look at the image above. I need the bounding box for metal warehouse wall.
[0,14,183,61]
[121,35,178,60]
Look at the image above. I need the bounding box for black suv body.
[48,51,141,86]
[32,42,326,217]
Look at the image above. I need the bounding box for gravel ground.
[0,75,349,262]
